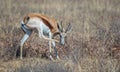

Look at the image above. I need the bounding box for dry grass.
[0,0,120,72]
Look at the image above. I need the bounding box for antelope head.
[56,21,72,45]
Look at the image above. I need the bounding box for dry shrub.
[0,0,120,72]
[15,60,73,72]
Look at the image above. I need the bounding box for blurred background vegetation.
[0,0,120,72]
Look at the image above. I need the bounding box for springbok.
[20,13,71,60]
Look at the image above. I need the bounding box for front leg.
[49,40,54,60]
[52,41,60,60]
[48,32,54,60]
[38,28,59,42]
[42,35,59,43]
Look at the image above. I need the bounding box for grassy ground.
[0,0,120,72]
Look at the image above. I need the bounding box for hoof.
[56,56,60,60]
[50,55,54,61]
[20,56,23,60]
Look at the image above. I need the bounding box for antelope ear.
[57,21,63,32]
[65,23,72,33]
[57,23,61,31]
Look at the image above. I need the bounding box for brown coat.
[23,13,58,33]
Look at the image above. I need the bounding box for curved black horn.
[57,21,63,32]
[65,23,71,33]
[60,21,63,31]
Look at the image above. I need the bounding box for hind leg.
[20,24,32,59]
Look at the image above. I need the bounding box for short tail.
[23,16,30,24]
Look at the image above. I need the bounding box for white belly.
[41,23,50,35]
